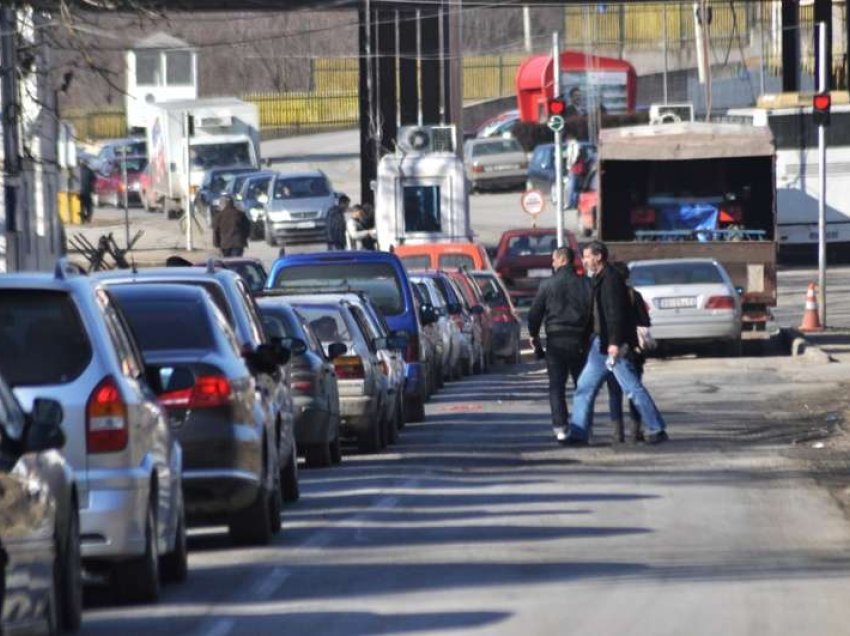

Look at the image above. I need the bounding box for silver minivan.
[0,265,186,603]
[263,170,338,246]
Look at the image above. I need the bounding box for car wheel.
[281,445,300,503]
[46,545,61,636]
[405,396,426,423]
[269,469,283,535]
[385,402,399,445]
[250,221,265,242]
[114,502,160,603]
[395,394,406,431]
[513,345,522,365]
[724,338,743,358]
[58,507,82,632]
[305,442,332,468]
[329,432,343,464]
[357,417,382,453]
[160,501,188,583]
[229,484,273,546]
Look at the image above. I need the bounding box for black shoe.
[646,431,669,445]
[559,434,589,447]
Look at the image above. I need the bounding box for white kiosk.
[125,33,198,133]
[375,125,472,250]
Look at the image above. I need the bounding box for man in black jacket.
[528,246,591,441]
[326,194,350,250]
[563,241,668,446]
[212,195,251,257]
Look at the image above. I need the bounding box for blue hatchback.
[267,251,429,422]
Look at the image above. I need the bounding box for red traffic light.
[813,92,831,112]
[547,98,566,116]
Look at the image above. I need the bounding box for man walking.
[528,246,592,441]
[212,195,251,257]
[326,194,350,250]
[563,241,668,446]
[79,159,96,223]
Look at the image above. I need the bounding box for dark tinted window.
[192,142,252,170]
[438,254,475,270]
[0,290,92,386]
[400,255,431,271]
[296,306,352,344]
[404,184,441,233]
[274,263,405,316]
[507,234,557,256]
[116,297,215,351]
[176,281,233,324]
[471,139,523,156]
[224,262,267,294]
[273,176,330,199]
[473,275,509,305]
[630,262,724,286]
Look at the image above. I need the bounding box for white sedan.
[628,258,743,355]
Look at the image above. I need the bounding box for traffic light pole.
[552,32,564,249]
[817,21,827,326]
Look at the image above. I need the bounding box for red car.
[446,269,493,371]
[494,227,583,305]
[93,156,148,208]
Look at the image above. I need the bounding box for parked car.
[93,156,148,208]
[286,298,389,452]
[257,298,342,468]
[264,170,339,246]
[475,109,520,139]
[111,284,287,545]
[0,374,82,634]
[628,258,743,356]
[410,282,443,394]
[268,250,430,423]
[93,265,300,503]
[194,166,260,225]
[447,270,493,372]
[0,265,186,603]
[470,271,522,364]
[494,227,583,305]
[421,271,475,378]
[395,241,493,272]
[235,170,276,240]
[526,141,595,201]
[410,273,461,383]
[463,137,528,192]
[199,257,268,295]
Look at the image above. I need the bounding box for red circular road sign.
[521,189,546,216]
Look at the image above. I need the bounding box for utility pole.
[121,145,130,249]
[523,5,532,53]
[183,111,193,251]
[552,32,564,249]
[1,7,21,272]
[817,21,828,327]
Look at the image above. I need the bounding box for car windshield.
[505,234,558,256]
[273,263,405,316]
[0,290,92,386]
[210,169,255,193]
[630,263,725,286]
[273,176,330,200]
[115,297,215,351]
[112,157,147,172]
[471,139,522,156]
[400,255,431,271]
[438,254,475,269]
[191,142,253,170]
[295,306,352,344]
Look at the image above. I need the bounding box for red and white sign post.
[521,189,546,227]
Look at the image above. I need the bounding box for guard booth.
[125,32,198,134]
[375,125,472,251]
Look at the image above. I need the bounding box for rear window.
[471,139,522,156]
[438,254,475,270]
[400,255,431,271]
[116,298,215,351]
[505,234,558,256]
[224,262,267,294]
[295,306,352,344]
[273,263,405,316]
[630,263,725,286]
[473,275,509,305]
[179,281,234,324]
[0,290,92,386]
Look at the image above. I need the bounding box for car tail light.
[472,163,484,174]
[706,295,735,310]
[334,355,365,380]
[404,335,421,363]
[292,379,315,393]
[87,377,128,454]
[159,375,232,409]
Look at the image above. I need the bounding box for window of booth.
[403,184,442,233]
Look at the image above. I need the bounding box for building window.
[136,51,161,86]
[166,51,193,86]
[403,184,441,233]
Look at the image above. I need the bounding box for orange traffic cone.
[799,283,824,332]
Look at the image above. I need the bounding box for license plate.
[657,296,697,309]
[295,221,316,229]
[527,268,550,278]
[488,164,519,172]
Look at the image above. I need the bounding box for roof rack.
[257,286,368,298]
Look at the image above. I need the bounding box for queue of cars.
[0,242,524,634]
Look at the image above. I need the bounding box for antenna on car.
[206,257,216,273]
[130,256,138,274]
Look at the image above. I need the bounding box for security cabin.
[375,125,471,250]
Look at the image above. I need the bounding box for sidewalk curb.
[783,327,836,364]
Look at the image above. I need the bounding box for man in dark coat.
[79,159,96,223]
[326,194,350,250]
[528,246,591,441]
[212,195,251,257]
[563,241,668,446]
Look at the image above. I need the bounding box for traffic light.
[813,92,831,127]
[547,97,566,117]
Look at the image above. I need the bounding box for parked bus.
[727,96,850,262]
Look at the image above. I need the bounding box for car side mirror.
[419,304,438,325]
[327,341,347,360]
[144,365,164,395]
[446,302,462,315]
[269,338,292,365]
[245,343,280,374]
[470,304,485,316]
[280,337,307,356]
[24,398,66,453]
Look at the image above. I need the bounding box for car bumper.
[653,314,742,343]
[471,172,526,188]
[490,323,519,356]
[293,396,333,446]
[268,218,326,243]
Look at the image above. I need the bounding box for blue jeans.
[570,336,666,439]
[566,173,580,208]
[607,354,644,424]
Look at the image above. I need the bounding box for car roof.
[273,250,400,266]
[0,271,97,293]
[272,169,328,179]
[499,227,575,239]
[108,282,211,302]
[629,258,721,268]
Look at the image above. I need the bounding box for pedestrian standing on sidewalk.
[212,195,251,257]
[527,246,592,442]
[326,194,350,251]
[79,159,96,223]
[563,241,668,446]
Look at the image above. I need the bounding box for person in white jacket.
[564,133,583,210]
[346,205,377,250]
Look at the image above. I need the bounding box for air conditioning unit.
[397,124,457,154]
[649,103,694,124]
